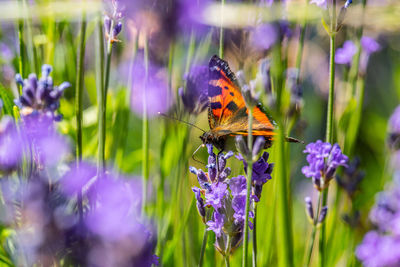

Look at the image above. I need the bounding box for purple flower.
[179,65,208,114]
[60,161,97,196]
[207,211,225,237]
[103,0,124,42]
[192,187,206,217]
[177,0,212,38]
[129,56,171,118]
[302,140,348,190]
[360,36,381,73]
[356,231,400,267]
[361,36,381,55]
[229,175,247,198]
[0,116,23,171]
[250,24,278,51]
[310,0,327,8]
[21,115,70,168]
[335,40,357,65]
[388,105,400,150]
[14,65,70,120]
[205,182,228,210]
[236,151,274,201]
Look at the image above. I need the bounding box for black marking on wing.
[226,101,238,112]
[209,55,238,84]
[209,85,222,97]
[229,92,234,96]
[211,102,222,109]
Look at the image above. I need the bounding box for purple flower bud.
[207,164,217,182]
[192,187,206,218]
[219,168,231,182]
[305,197,314,221]
[15,73,23,85]
[104,15,112,34]
[112,22,123,37]
[253,137,266,158]
[318,206,328,223]
[57,82,71,93]
[41,64,52,77]
[235,136,249,158]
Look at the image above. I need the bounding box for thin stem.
[252,202,257,267]
[242,108,253,267]
[96,15,105,178]
[219,0,225,58]
[320,5,337,261]
[225,235,231,267]
[142,35,150,215]
[198,210,212,267]
[75,11,87,222]
[17,0,25,93]
[276,123,294,267]
[304,192,322,266]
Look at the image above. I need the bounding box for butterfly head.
[200,132,226,152]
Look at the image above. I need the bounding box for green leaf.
[0,84,15,117]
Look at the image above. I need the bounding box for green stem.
[142,35,150,215]
[198,210,212,267]
[17,0,25,92]
[242,108,253,267]
[75,11,87,221]
[320,0,337,260]
[276,123,294,267]
[304,192,322,266]
[252,202,257,267]
[96,15,105,177]
[219,0,225,58]
[325,34,336,145]
[225,235,231,267]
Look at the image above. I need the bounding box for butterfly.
[199,55,277,152]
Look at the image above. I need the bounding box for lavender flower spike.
[302,140,348,190]
[14,65,70,120]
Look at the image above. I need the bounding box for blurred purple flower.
[0,116,23,171]
[177,0,212,38]
[0,42,13,61]
[388,105,400,150]
[360,36,381,74]
[86,176,142,240]
[335,40,357,65]
[14,64,70,120]
[22,115,69,167]
[250,24,278,51]
[361,36,381,55]
[179,65,208,114]
[356,232,400,267]
[207,211,225,238]
[310,0,327,8]
[229,175,254,228]
[60,161,97,196]
[302,140,348,190]
[129,57,171,117]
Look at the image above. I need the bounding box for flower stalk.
[96,15,106,177]
[142,35,150,215]
[75,10,87,222]
[242,107,253,267]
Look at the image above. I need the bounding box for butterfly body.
[200,55,276,152]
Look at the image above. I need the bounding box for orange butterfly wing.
[207,55,275,137]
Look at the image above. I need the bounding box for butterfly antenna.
[158,112,206,133]
[192,144,206,165]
